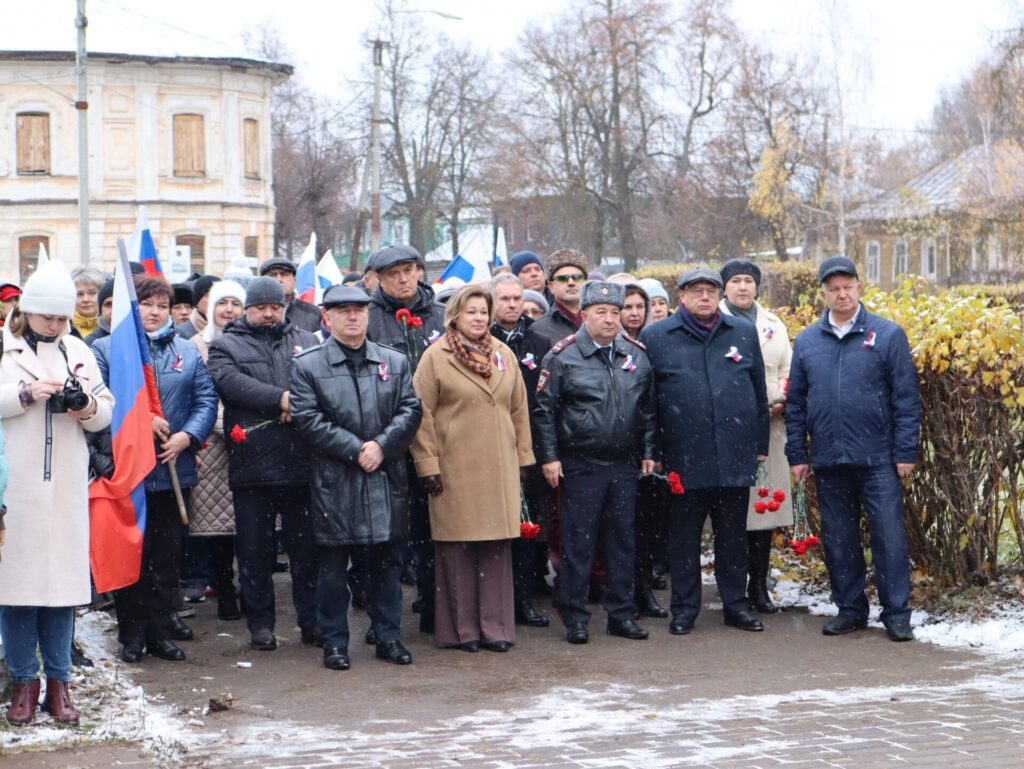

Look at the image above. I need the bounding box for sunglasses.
[552,273,587,284]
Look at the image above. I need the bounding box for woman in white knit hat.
[0,260,114,727]
[187,280,246,621]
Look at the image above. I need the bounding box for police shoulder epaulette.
[621,333,646,350]
[550,334,576,355]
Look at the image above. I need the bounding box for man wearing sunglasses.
[531,249,589,346]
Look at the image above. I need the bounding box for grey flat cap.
[373,245,421,273]
[245,276,286,308]
[677,267,724,290]
[259,257,296,276]
[819,255,859,283]
[580,280,625,309]
[322,284,371,308]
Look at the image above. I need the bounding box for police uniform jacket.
[640,311,769,490]
[533,326,657,466]
[289,339,422,545]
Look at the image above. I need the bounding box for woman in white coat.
[719,259,793,614]
[0,261,113,726]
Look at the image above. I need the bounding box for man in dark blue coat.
[785,256,921,642]
[640,268,770,636]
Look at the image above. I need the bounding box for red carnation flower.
[757,486,770,498]
[395,308,414,327]
[229,424,247,444]
[754,501,768,514]
[520,521,540,540]
[772,489,786,503]
[410,316,424,328]
[666,471,685,495]
[766,500,781,512]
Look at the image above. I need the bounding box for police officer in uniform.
[533,281,657,644]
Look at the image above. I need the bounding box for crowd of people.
[0,243,921,726]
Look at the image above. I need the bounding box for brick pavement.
[5,579,1024,768]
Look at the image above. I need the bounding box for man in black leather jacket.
[206,277,320,652]
[533,281,657,646]
[290,285,422,671]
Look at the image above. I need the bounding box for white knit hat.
[20,260,77,316]
[203,280,247,344]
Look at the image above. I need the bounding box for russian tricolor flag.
[87,243,162,593]
[127,206,165,277]
[436,254,476,284]
[295,232,318,303]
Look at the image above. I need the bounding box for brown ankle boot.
[6,679,41,726]
[43,678,80,725]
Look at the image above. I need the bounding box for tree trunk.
[772,224,789,261]
[350,209,367,271]
[450,208,461,259]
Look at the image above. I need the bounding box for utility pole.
[370,38,383,253]
[75,0,90,264]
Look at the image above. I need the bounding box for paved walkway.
[5,579,1024,768]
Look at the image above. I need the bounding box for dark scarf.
[446,327,493,379]
[554,301,583,329]
[491,317,526,351]
[725,299,758,325]
[23,327,60,353]
[677,307,719,343]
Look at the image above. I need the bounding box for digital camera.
[49,377,90,414]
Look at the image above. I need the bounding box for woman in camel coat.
[411,285,535,653]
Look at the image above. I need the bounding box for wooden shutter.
[18,236,49,281]
[243,118,260,179]
[173,114,205,177]
[16,113,50,174]
[176,234,205,274]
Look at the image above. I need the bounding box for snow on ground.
[768,559,1024,655]
[0,610,187,759]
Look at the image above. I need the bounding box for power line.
[94,0,252,58]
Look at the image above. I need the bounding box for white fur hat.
[203,280,247,343]
[19,260,77,316]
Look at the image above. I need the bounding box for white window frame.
[921,237,937,279]
[893,239,908,280]
[866,241,880,284]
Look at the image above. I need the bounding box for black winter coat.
[640,312,770,490]
[533,327,657,465]
[287,298,323,334]
[530,303,580,347]
[290,340,422,545]
[206,318,319,490]
[366,285,446,375]
[490,316,552,414]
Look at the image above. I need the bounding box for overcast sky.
[4,0,1022,138]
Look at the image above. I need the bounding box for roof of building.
[0,50,292,77]
[848,141,1024,222]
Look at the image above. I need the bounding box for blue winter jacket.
[784,304,921,469]
[93,325,218,492]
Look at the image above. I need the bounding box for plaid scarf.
[446,327,493,379]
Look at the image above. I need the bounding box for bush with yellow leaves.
[634,260,818,310]
[779,280,1024,586]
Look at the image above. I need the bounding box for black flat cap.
[818,256,859,283]
[677,267,724,290]
[172,283,194,306]
[372,245,421,273]
[322,284,371,308]
[258,257,297,276]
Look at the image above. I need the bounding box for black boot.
[635,585,668,618]
[747,530,779,614]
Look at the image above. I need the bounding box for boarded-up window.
[244,236,258,259]
[176,234,205,275]
[243,118,260,179]
[18,235,49,282]
[173,114,205,177]
[16,113,50,174]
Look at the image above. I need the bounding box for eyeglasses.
[552,273,587,284]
